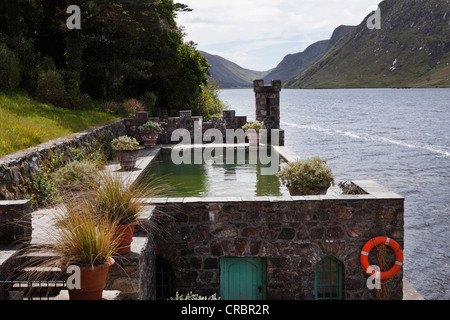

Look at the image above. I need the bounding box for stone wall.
[106,234,156,300]
[124,110,248,145]
[151,181,404,300]
[0,200,32,245]
[124,109,285,146]
[0,119,126,201]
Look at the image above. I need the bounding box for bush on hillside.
[0,43,21,90]
[35,69,66,107]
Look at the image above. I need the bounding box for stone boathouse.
[147,80,404,300]
[0,80,405,300]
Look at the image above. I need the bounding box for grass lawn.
[0,90,119,158]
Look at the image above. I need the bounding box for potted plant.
[87,171,161,255]
[111,136,140,170]
[138,121,162,146]
[52,203,119,300]
[242,120,265,145]
[277,157,334,196]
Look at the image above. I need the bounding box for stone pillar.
[254,79,281,130]
[0,200,32,245]
[253,79,283,145]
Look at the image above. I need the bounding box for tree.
[1,0,214,116]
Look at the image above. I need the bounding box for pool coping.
[111,143,404,203]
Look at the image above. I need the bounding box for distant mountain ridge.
[285,0,450,88]
[263,25,354,83]
[200,51,271,88]
[202,0,449,89]
[201,25,354,88]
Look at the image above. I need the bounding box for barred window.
[314,256,343,300]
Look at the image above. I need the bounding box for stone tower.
[253,79,281,130]
[253,79,284,145]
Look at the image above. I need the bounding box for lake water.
[219,87,450,300]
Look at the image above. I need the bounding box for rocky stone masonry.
[0,119,127,201]
[125,110,285,146]
[254,79,281,131]
[0,200,32,245]
[152,181,404,300]
[253,80,285,145]
[124,110,249,145]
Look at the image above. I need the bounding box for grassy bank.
[0,91,118,158]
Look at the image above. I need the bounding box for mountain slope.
[201,51,271,88]
[264,25,354,83]
[285,0,450,88]
[263,40,329,83]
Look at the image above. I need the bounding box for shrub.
[171,292,220,300]
[138,121,162,134]
[0,43,21,90]
[35,69,66,107]
[65,91,93,109]
[140,91,157,114]
[242,120,265,131]
[338,181,366,195]
[53,160,100,191]
[26,150,66,208]
[121,99,144,116]
[111,136,139,151]
[102,101,120,113]
[277,157,334,195]
[28,168,61,208]
[192,80,227,121]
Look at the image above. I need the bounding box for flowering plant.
[242,120,265,131]
[111,136,139,151]
[138,121,162,134]
[277,157,334,195]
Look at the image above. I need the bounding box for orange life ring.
[360,236,403,280]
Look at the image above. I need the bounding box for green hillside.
[285,0,450,88]
[0,91,117,157]
[201,51,272,88]
[201,25,355,88]
[264,26,354,83]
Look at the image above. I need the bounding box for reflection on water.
[140,147,288,198]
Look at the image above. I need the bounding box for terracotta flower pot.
[141,133,159,146]
[288,187,329,196]
[116,149,139,170]
[113,221,138,255]
[247,131,260,145]
[59,257,115,300]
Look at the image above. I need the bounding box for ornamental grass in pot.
[242,120,265,145]
[86,171,162,255]
[111,136,140,171]
[277,156,334,196]
[51,202,119,300]
[138,121,162,146]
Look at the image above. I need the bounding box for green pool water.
[139,147,289,198]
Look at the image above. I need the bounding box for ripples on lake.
[219,88,450,300]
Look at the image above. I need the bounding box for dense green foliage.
[0,0,220,117]
[277,157,334,195]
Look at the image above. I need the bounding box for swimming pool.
[138,146,289,198]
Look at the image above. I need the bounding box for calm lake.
[219,87,450,300]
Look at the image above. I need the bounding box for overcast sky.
[176,0,381,71]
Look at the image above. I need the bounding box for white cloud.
[176,0,381,70]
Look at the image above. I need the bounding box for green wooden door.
[220,258,266,300]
